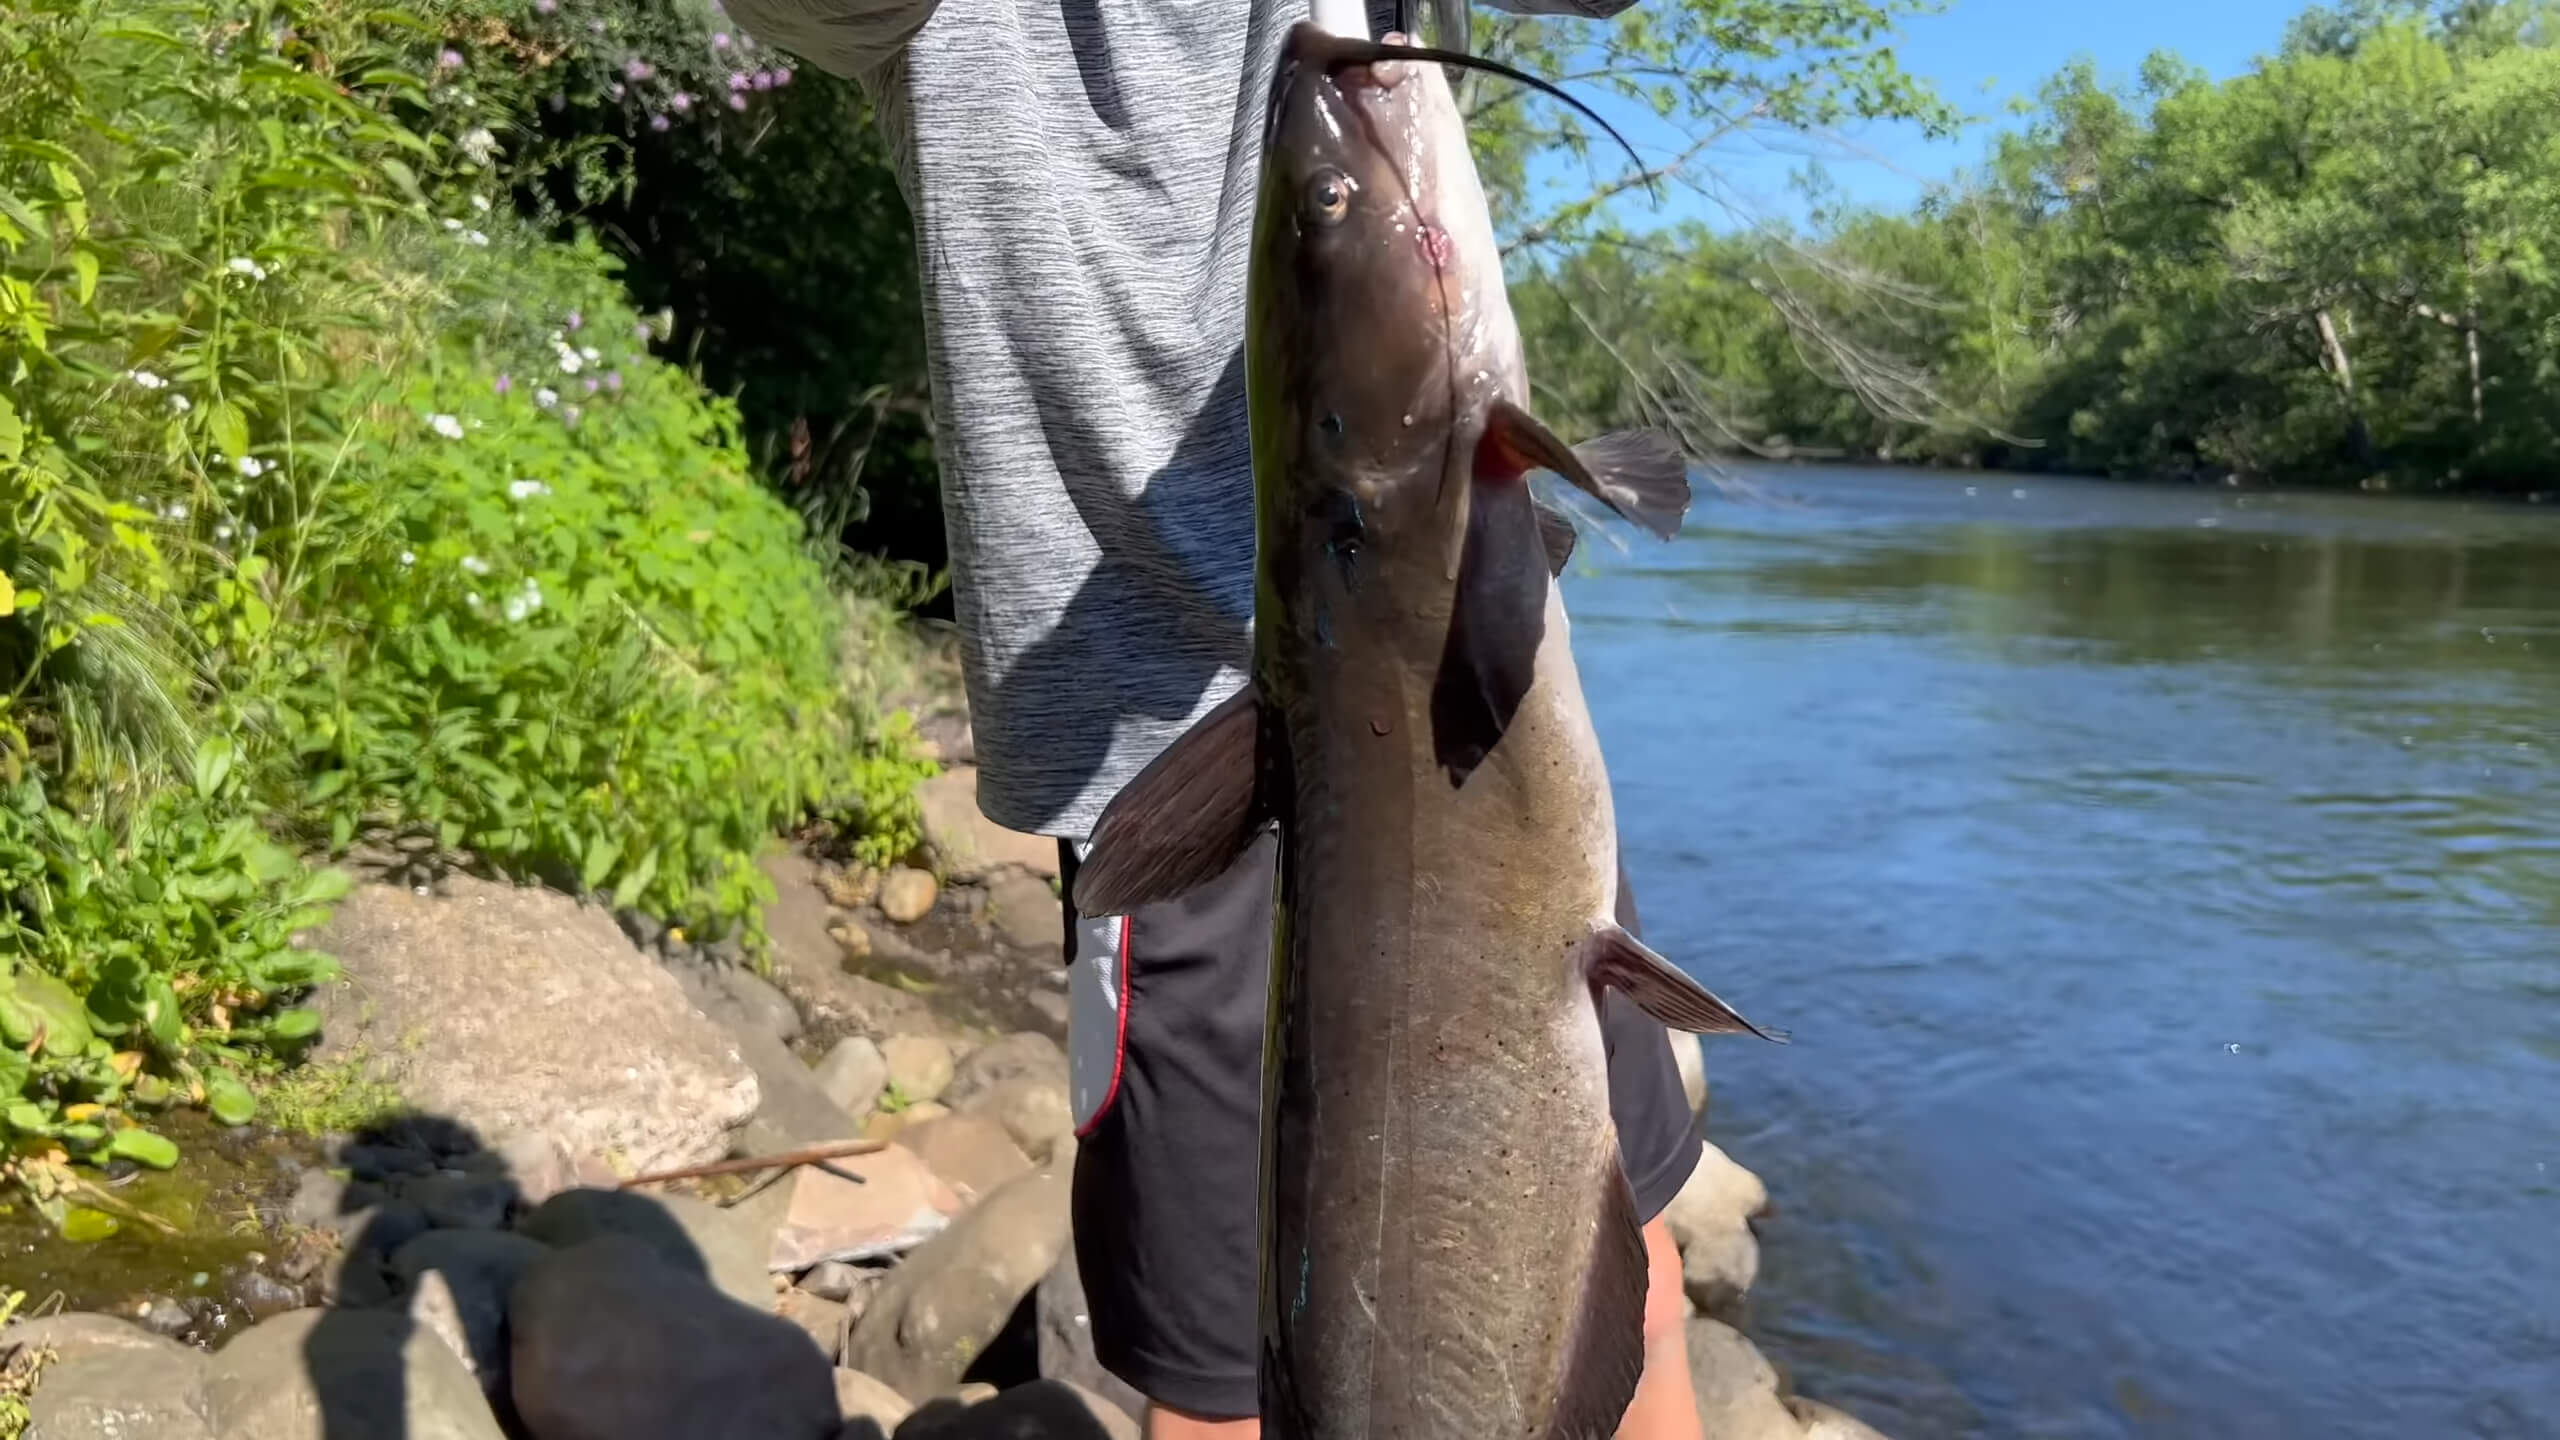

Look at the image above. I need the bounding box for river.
[1566,463,2560,1439]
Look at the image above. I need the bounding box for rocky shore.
[3,737,1890,1440]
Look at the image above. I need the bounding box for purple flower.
[494,372,513,394]
[634,320,651,341]
[565,309,583,332]
[534,0,555,13]
[603,370,624,392]
[751,69,774,89]
[438,48,464,69]
[648,113,669,131]
[727,93,748,111]
[624,57,653,81]
[670,91,692,112]
[582,377,600,394]
[774,66,792,85]
[712,31,731,47]
[728,71,750,90]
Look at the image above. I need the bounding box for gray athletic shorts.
[1058,830,1703,1419]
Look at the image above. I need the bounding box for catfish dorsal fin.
[1584,924,1789,1042]
[1070,684,1266,916]
[1485,401,1692,541]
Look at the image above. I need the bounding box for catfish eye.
[1304,169,1351,225]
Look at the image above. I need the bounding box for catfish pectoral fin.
[1072,683,1266,916]
[1584,924,1789,1042]
[1546,1150,1649,1440]
[1484,401,1692,541]
[1534,498,1579,577]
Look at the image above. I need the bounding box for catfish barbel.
[1072,22,1784,1440]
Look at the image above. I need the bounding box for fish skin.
[1071,23,1779,1440]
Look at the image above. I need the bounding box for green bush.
[0,0,931,1196]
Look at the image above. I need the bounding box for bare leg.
[1145,1409,1257,1440]
[1617,1217,1705,1440]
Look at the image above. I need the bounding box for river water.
[1566,464,2560,1440]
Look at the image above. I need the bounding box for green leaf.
[4,1100,49,1134]
[580,832,621,892]
[0,394,22,462]
[192,734,236,798]
[376,156,428,208]
[0,1049,29,1098]
[207,400,250,461]
[10,971,93,1057]
[206,1069,256,1126]
[145,977,182,1052]
[292,866,353,907]
[109,1126,180,1169]
[72,248,98,306]
[267,1008,320,1042]
[611,846,660,909]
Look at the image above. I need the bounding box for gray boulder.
[18,1314,217,1440]
[515,1186,777,1313]
[205,1306,506,1440]
[311,875,759,1176]
[507,1236,839,1440]
[844,1163,1071,1400]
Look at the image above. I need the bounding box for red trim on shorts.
[1075,913,1134,1139]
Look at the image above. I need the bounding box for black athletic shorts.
[1057,830,1702,1420]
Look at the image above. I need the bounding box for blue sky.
[1527,0,2319,234]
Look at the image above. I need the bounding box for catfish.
[1072,23,1784,1440]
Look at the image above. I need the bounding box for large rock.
[983,871,1063,952]
[17,1314,216,1440]
[833,1369,916,1431]
[943,1033,1067,1110]
[1684,1317,1803,1440]
[919,768,1060,881]
[1035,1246,1150,1423]
[893,1380,1124,1440]
[768,1144,966,1272]
[1660,1142,1768,1317]
[881,1035,955,1105]
[516,1187,776,1313]
[899,1111,1033,1201]
[206,1306,506,1440]
[1674,1033,1708,1116]
[311,876,759,1175]
[843,1163,1072,1400]
[962,1077,1075,1164]
[389,1230,553,1400]
[816,1036,890,1117]
[1790,1397,1896,1439]
[507,1237,840,1440]
[730,1021,869,1153]
[778,1287,851,1363]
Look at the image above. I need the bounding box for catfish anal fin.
[1431,446,1552,788]
[1071,685,1265,916]
[1586,924,1789,1042]
[1486,400,1692,541]
[1546,1153,1647,1440]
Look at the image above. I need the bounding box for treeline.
[1515,0,2560,494]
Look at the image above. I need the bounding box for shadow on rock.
[894,1380,1126,1440]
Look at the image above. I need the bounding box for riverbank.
[0,640,1893,1440]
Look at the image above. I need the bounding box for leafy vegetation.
[0,0,931,1199]
[1511,0,2560,494]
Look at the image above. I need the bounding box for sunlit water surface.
[1571,464,2560,1439]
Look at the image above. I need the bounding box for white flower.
[168,394,192,414]
[215,523,234,540]
[501,577,543,623]
[466,591,482,607]
[442,217,464,231]
[470,194,491,213]
[534,387,559,409]
[460,554,491,576]
[126,369,167,390]
[459,127,498,164]
[507,479,552,500]
[399,550,416,566]
[226,256,269,281]
[235,455,265,478]
[554,341,583,375]
[165,501,190,521]
[465,230,489,247]
[578,346,599,364]
[427,413,465,440]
